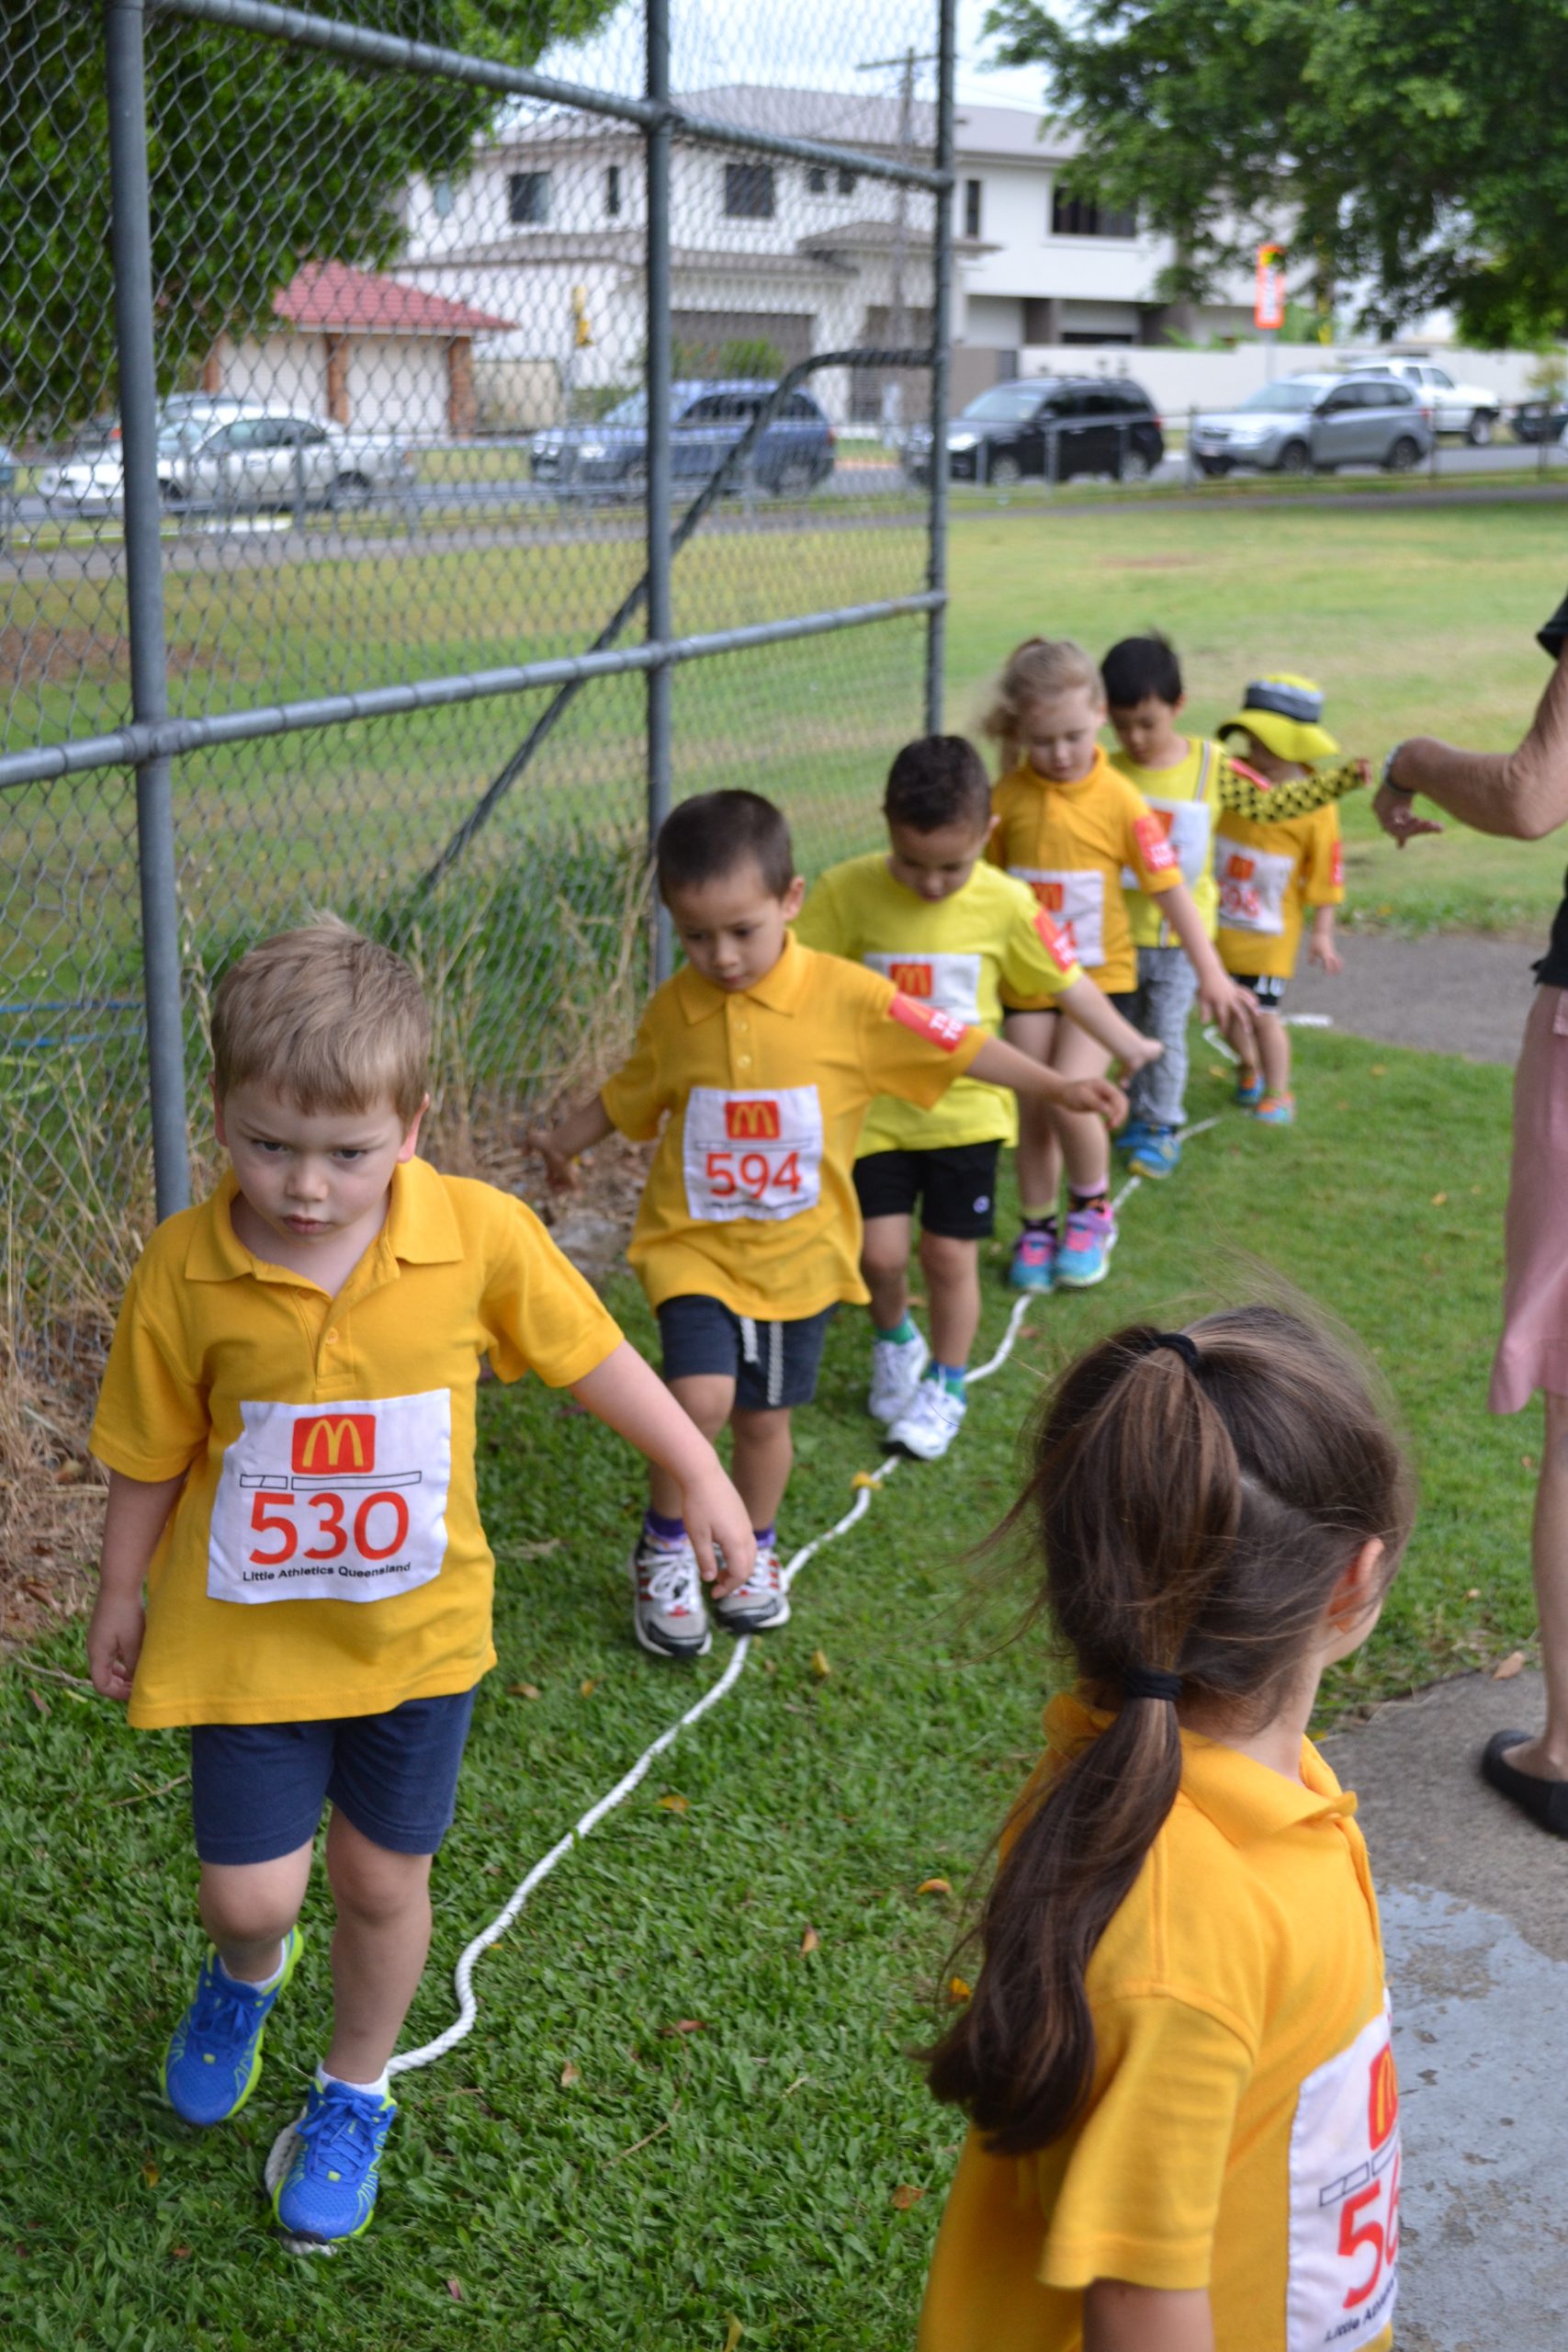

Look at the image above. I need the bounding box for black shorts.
[657,1294,836,1411]
[998,992,1137,1023]
[1230,972,1288,1011]
[853,1140,1000,1239]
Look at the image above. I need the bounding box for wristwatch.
[1380,741,1414,797]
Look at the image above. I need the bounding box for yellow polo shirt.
[90,1158,622,1728]
[599,932,986,1320]
[1215,803,1345,982]
[987,749,1179,996]
[919,1691,1397,2352]
[1111,737,1225,948]
[794,853,1084,1153]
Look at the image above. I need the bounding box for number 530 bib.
[208,1392,452,1605]
[682,1085,823,1223]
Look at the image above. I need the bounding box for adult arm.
[1380,646,1568,842]
[86,1469,186,1700]
[1084,2282,1215,2352]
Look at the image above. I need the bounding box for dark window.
[836,167,857,197]
[781,393,820,420]
[964,178,982,238]
[507,171,550,226]
[724,164,775,220]
[605,164,621,218]
[1051,189,1137,238]
[807,164,829,194]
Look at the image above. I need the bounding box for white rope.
[388,1115,1218,2081]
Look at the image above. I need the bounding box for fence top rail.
[147,0,953,189]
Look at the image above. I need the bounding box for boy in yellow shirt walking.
[532,789,1127,1650]
[796,736,1157,1460]
[87,919,752,2244]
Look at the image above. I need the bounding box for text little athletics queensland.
[240,1557,416,1586]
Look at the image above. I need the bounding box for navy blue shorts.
[189,1686,478,1867]
[657,1294,835,1410]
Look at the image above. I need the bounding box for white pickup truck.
[1342,360,1502,445]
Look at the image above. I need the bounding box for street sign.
[1255,243,1287,332]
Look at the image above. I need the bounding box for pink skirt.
[1490,984,1568,1410]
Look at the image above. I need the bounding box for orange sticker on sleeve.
[1032,907,1076,974]
[889,992,970,1052]
[1134,813,1177,876]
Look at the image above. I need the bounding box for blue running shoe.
[274,2075,398,2244]
[1112,1117,1151,1159]
[164,1927,303,2127]
[1008,1227,1056,1293]
[1235,1071,1265,1109]
[1127,1125,1181,1181]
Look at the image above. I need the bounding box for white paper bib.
[862,949,982,1025]
[1122,796,1213,892]
[682,1084,824,1223]
[1010,868,1106,968]
[208,1391,452,1606]
[1286,2001,1400,2350]
[1216,834,1294,936]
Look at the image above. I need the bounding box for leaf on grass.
[559,2061,581,2087]
[447,2277,465,2302]
[809,1648,831,1679]
[723,2318,745,2352]
[658,2018,708,2037]
[1370,1065,1387,1078]
[851,1469,884,1490]
[799,1925,820,1955]
[656,1792,690,1814]
[947,1975,972,2005]
[1465,1587,1482,1600]
[1523,1455,1538,1472]
[1021,1326,1040,1340]
[579,1677,598,1698]
[172,2245,191,2259]
[29,1690,50,1716]
[141,2156,160,2186]
[1430,1192,1448,1206]
[514,1538,561,1559]
[1493,1651,1527,1680]
[506,1681,542,1701]
[890,2184,926,2211]
[916,1878,952,1897]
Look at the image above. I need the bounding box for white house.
[395,87,1254,428]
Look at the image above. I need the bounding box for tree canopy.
[985,0,1568,345]
[2,1,616,435]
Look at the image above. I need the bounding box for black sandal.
[1537,589,1568,659]
[1480,1729,1568,1836]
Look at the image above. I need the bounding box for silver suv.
[1189,374,1434,478]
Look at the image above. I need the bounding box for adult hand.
[1373,782,1444,847]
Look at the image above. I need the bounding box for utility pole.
[857,46,938,446]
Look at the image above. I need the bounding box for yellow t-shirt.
[793,853,1083,1153]
[919,1691,1397,2352]
[1214,802,1345,981]
[987,747,1179,996]
[89,1158,622,1728]
[599,931,986,1320]
[1111,736,1224,947]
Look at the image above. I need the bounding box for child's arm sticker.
[889,991,971,1052]
[1134,813,1178,876]
[1330,837,1345,889]
[1032,906,1076,975]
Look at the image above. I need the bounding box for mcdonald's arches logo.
[724,1098,783,1141]
[292,1412,377,1475]
[1367,2042,1398,2150]
[888,960,934,998]
[1225,854,1257,881]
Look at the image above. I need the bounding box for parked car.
[1188,374,1433,477]
[905,376,1164,487]
[1507,400,1568,445]
[39,407,413,514]
[1341,359,1500,445]
[529,380,836,498]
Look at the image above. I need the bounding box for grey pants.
[1126,944,1199,1130]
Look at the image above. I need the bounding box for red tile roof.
[273,261,514,335]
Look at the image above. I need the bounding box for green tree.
[986,0,1568,345]
[1,1,617,434]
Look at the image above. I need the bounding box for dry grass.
[0,1300,105,1648]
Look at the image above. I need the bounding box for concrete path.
[1288,928,1538,1067]
[1323,1673,1568,2347]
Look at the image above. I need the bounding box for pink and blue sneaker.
[1055,1203,1117,1290]
[1251,1091,1296,1127]
[273,2074,399,2244]
[1008,1226,1056,1293]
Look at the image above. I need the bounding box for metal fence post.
[923,0,955,734]
[105,0,190,1216]
[645,0,673,983]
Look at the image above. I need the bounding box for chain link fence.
[1,0,953,1370]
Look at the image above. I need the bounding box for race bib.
[1010,868,1106,968]
[1121,797,1213,893]
[682,1084,823,1223]
[862,949,982,1024]
[1216,835,1294,935]
[208,1392,452,1606]
[1286,2002,1400,2351]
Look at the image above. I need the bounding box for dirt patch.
[0,625,212,690]
[1102,554,1199,570]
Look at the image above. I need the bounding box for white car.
[1343,360,1501,445]
[39,406,415,515]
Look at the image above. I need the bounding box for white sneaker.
[887,1377,967,1462]
[868,1327,930,1423]
[629,1533,712,1659]
[713,1546,790,1634]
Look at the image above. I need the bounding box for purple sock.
[644,1507,686,1545]
[752,1523,776,1552]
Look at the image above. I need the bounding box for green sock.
[874,1314,919,1343]
[929,1361,967,1396]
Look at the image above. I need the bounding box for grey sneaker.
[630,1533,711,1659]
[868,1327,929,1423]
[712,1545,790,1634]
[886,1377,967,1462]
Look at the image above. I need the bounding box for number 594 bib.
[208,1392,452,1605]
[682,1085,824,1223]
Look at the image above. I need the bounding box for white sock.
[219,1941,287,1994]
[317,2061,392,2102]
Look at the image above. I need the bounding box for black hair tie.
[1122,1665,1183,1702]
[1148,1331,1199,1372]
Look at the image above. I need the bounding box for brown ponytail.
[924,1306,1413,2156]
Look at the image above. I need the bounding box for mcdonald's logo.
[1034,880,1065,913]
[724,1098,782,1141]
[888,960,934,998]
[292,1413,377,1475]
[1367,2043,1398,2150]
[1226,854,1256,881]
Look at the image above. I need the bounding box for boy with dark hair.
[531,787,1131,1642]
[1102,633,1366,1177]
[795,739,1157,1459]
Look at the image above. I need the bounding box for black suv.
[906,376,1164,486]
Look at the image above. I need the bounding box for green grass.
[2,1032,1538,2347]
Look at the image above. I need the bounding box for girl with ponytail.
[919,1307,1415,2352]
